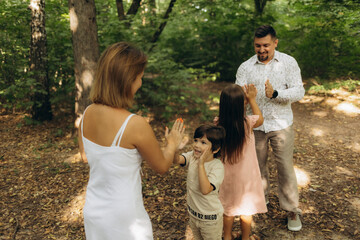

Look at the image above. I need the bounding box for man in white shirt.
[235,25,305,231]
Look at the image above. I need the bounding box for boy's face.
[193,135,212,159]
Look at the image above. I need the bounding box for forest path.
[0,81,359,240]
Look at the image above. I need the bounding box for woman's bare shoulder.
[126,114,152,132]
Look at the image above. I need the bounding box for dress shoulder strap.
[111,114,135,147]
[80,106,91,138]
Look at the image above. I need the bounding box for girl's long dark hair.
[218,84,249,164]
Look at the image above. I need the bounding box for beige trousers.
[188,215,223,240]
[254,125,301,213]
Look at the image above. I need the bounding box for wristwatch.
[271,90,278,99]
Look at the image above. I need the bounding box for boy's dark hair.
[254,25,277,40]
[194,124,226,158]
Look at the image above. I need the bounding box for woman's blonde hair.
[90,42,147,108]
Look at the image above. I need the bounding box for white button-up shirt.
[235,50,305,133]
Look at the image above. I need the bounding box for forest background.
[1,0,360,239]
[1,0,359,123]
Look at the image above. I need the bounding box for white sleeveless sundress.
[81,110,153,240]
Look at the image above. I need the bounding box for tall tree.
[127,0,141,15]
[254,0,267,15]
[115,0,142,27]
[150,0,176,48]
[116,0,126,20]
[68,0,100,129]
[29,0,52,121]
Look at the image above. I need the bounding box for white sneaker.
[287,212,302,231]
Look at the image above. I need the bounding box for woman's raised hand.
[165,118,186,149]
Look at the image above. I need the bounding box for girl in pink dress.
[217,84,267,240]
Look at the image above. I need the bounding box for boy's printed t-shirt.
[181,151,225,221]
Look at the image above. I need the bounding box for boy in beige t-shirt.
[174,124,225,240]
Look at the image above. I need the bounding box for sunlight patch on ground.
[209,106,219,110]
[351,142,360,153]
[294,166,310,188]
[333,102,360,116]
[346,94,360,105]
[336,166,355,177]
[60,187,86,223]
[64,152,83,164]
[310,128,324,137]
[324,97,340,106]
[330,88,352,97]
[303,206,316,214]
[299,95,324,104]
[349,198,360,214]
[312,111,328,117]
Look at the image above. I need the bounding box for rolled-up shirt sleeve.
[275,57,305,104]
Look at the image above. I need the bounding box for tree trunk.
[116,0,141,27]
[116,0,126,21]
[150,0,176,48]
[254,0,267,15]
[127,0,141,15]
[122,0,142,28]
[29,0,52,121]
[68,0,100,129]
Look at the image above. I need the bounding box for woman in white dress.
[78,42,185,240]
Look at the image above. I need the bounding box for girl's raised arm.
[245,84,264,128]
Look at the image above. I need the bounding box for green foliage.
[133,49,208,121]
[0,0,74,113]
[94,0,213,121]
[1,0,359,121]
[155,0,276,82]
[270,0,360,79]
[0,0,31,110]
[46,0,75,111]
[308,78,360,93]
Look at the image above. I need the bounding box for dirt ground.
[0,81,359,240]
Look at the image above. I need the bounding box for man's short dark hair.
[194,124,226,158]
[254,25,277,39]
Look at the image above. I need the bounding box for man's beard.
[257,54,268,62]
